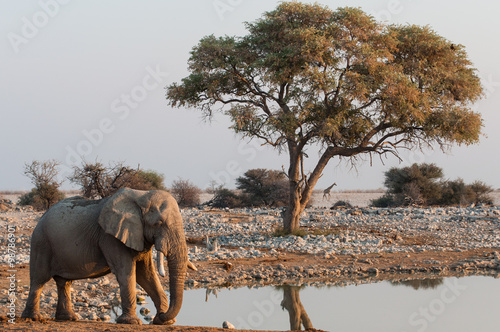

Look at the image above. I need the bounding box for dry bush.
[170,178,202,207]
[19,160,64,210]
[69,161,165,199]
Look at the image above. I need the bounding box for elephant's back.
[41,197,104,221]
[37,197,105,243]
[34,197,110,278]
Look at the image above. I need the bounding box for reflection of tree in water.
[391,278,444,290]
[280,285,314,331]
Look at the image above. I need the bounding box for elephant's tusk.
[187,260,198,271]
[157,251,166,277]
[158,252,196,276]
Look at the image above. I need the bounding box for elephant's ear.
[98,188,144,251]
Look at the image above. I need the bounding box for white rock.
[223,320,235,329]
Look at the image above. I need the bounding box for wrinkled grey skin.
[21,188,188,325]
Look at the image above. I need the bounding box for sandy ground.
[1,191,499,331]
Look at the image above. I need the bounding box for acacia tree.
[167,3,483,232]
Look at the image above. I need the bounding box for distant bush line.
[16,161,298,210]
[371,163,494,207]
[13,160,496,211]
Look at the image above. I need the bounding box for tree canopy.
[167,2,484,232]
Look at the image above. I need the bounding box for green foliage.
[170,178,202,207]
[372,163,493,207]
[383,163,444,205]
[370,194,395,208]
[206,169,290,208]
[137,170,166,190]
[167,3,483,151]
[468,181,494,205]
[440,179,493,206]
[207,187,243,209]
[236,169,289,207]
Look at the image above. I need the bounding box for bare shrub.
[170,178,202,207]
[19,160,64,210]
[69,161,165,199]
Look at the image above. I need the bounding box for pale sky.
[1,0,499,191]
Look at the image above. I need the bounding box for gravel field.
[1,191,499,331]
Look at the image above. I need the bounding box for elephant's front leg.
[136,255,173,325]
[115,264,142,325]
[104,248,142,325]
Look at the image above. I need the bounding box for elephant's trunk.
[158,240,187,323]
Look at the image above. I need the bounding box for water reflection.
[112,276,500,331]
[205,288,218,301]
[203,285,314,330]
[280,286,313,331]
[391,278,444,290]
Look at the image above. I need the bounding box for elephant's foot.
[21,309,45,321]
[55,310,79,321]
[116,314,142,325]
[153,315,176,325]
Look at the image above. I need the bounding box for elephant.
[21,188,193,325]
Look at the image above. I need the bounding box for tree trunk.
[283,184,303,233]
[283,145,336,233]
[283,143,305,233]
[281,286,313,330]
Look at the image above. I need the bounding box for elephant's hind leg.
[21,254,51,321]
[54,276,79,321]
[21,282,46,321]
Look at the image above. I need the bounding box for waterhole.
[112,276,500,331]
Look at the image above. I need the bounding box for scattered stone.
[223,321,235,329]
[89,312,99,321]
[222,261,233,271]
[100,314,111,322]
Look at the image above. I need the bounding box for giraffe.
[322,182,337,200]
